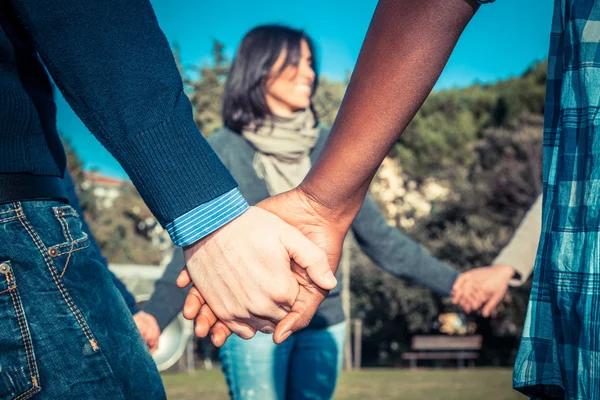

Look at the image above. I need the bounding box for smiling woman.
[222,25,319,132]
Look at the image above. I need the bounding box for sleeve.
[10,0,247,239]
[493,195,542,286]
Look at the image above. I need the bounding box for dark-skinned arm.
[183,0,488,345]
[301,0,480,229]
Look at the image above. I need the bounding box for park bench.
[401,335,482,369]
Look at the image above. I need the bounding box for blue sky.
[58,0,553,179]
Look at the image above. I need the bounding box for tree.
[182,41,231,135]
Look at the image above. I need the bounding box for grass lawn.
[162,368,524,399]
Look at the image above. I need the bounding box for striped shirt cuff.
[166,188,249,247]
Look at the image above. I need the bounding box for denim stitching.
[0,215,20,223]
[53,205,79,217]
[56,213,73,245]
[0,286,14,295]
[18,213,100,351]
[52,236,89,250]
[55,213,76,274]
[10,290,39,388]
[52,212,90,276]
[61,241,77,278]
[54,242,90,258]
[13,288,40,388]
[13,386,41,400]
[0,203,18,215]
[5,270,40,391]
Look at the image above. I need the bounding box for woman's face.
[265,39,315,117]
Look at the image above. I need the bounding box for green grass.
[162,368,524,399]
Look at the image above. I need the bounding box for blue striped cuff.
[166,188,249,247]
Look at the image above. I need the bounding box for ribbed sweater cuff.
[112,113,238,227]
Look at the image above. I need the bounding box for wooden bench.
[401,335,482,369]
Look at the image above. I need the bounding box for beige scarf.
[242,109,320,195]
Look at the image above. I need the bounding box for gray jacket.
[143,127,460,330]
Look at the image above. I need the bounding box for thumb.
[279,225,337,291]
[273,283,325,344]
[176,267,192,288]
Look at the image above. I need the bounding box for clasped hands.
[176,187,348,346]
[176,187,516,348]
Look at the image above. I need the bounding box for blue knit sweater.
[0,0,236,226]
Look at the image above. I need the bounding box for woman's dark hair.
[222,25,319,132]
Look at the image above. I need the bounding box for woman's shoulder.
[207,126,249,153]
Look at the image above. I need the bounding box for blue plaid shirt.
[513,1,600,399]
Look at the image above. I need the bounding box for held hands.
[451,264,516,317]
[133,311,161,353]
[180,204,339,345]
[178,187,349,346]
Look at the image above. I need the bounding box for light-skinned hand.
[182,205,337,342]
[133,311,161,353]
[178,188,348,346]
[452,264,515,317]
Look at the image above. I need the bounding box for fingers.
[148,340,159,354]
[273,285,326,344]
[453,282,475,313]
[176,267,192,288]
[211,322,232,347]
[224,320,257,340]
[252,320,277,335]
[451,274,470,308]
[280,225,337,291]
[183,286,204,320]
[182,285,265,341]
[194,304,217,338]
[466,286,487,311]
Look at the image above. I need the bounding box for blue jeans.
[0,201,165,399]
[219,322,346,400]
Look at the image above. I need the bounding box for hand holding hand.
[181,205,337,342]
[133,311,161,353]
[179,188,347,346]
[452,264,515,317]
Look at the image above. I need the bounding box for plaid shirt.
[513,1,600,399]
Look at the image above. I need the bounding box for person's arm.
[10,0,335,339]
[63,170,139,314]
[301,0,481,228]
[10,0,241,233]
[142,248,190,332]
[180,0,491,344]
[492,195,542,286]
[265,0,488,342]
[351,195,459,296]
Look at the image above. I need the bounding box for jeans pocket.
[0,261,41,400]
[47,205,90,277]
